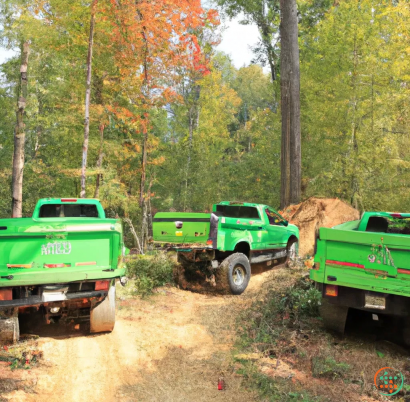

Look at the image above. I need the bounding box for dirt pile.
[280,197,360,257]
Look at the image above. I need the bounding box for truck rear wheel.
[0,309,19,344]
[218,253,251,295]
[319,298,348,334]
[90,284,116,333]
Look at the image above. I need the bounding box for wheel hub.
[233,265,245,286]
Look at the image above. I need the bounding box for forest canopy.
[0,0,409,246]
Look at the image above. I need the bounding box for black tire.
[285,238,299,267]
[319,298,349,335]
[218,253,251,295]
[90,284,116,333]
[0,312,19,344]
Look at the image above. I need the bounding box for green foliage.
[125,253,175,296]
[278,277,322,319]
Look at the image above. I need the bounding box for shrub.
[125,252,175,296]
[278,276,321,319]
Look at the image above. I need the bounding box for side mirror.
[282,220,289,227]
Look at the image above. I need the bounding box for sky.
[0,15,260,69]
[216,17,260,68]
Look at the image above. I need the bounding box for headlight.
[50,307,60,314]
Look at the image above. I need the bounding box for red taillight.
[61,198,77,202]
[44,263,71,268]
[0,289,12,301]
[206,239,213,246]
[95,280,110,291]
[325,285,338,297]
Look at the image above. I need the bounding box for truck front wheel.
[90,284,116,333]
[218,253,251,295]
[285,238,298,267]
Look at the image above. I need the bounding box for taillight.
[0,289,12,301]
[390,213,402,218]
[61,198,77,202]
[95,280,110,291]
[206,239,213,246]
[325,285,338,297]
[44,263,71,268]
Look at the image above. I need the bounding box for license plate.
[365,295,386,310]
[42,291,67,302]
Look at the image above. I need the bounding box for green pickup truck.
[153,201,299,294]
[311,211,410,341]
[0,198,127,343]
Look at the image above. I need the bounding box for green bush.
[278,277,321,319]
[125,252,175,296]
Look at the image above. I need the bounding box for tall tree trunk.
[12,41,30,218]
[139,129,147,207]
[81,0,98,198]
[94,123,104,198]
[279,0,301,209]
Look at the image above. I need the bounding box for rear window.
[366,215,410,234]
[39,204,99,218]
[216,205,260,219]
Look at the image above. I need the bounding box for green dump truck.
[311,211,410,341]
[152,201,299,294]
[0,198,127,343]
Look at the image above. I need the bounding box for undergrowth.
[234,268,410,401]
[125,252,176,296]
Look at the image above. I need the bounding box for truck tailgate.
[152,212,211,244]
[315,227,410,295]
[0,219,124,286]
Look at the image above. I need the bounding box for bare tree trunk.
[81,0,98,198]
[124,218,143,254]
[94,123,104,198]
[12,41,30,218]
[279,0,301,209]
[139,129,147,207]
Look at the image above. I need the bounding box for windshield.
[39,204,99,218]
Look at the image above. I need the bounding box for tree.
[12,40,29,217]
[279,0,301,208]
[81,0,98,198]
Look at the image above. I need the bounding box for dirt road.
[1,269,277,402]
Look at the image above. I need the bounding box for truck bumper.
[318,283,410,317]
[0,289,108,309]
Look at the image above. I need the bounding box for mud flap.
[319,298,348,334]
[0,308,19,344]
[90,285,116,333]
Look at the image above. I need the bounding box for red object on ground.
[218,378,225,390]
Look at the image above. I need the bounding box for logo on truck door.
[41,241,72,255]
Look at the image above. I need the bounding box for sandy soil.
[0,269,278,402]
